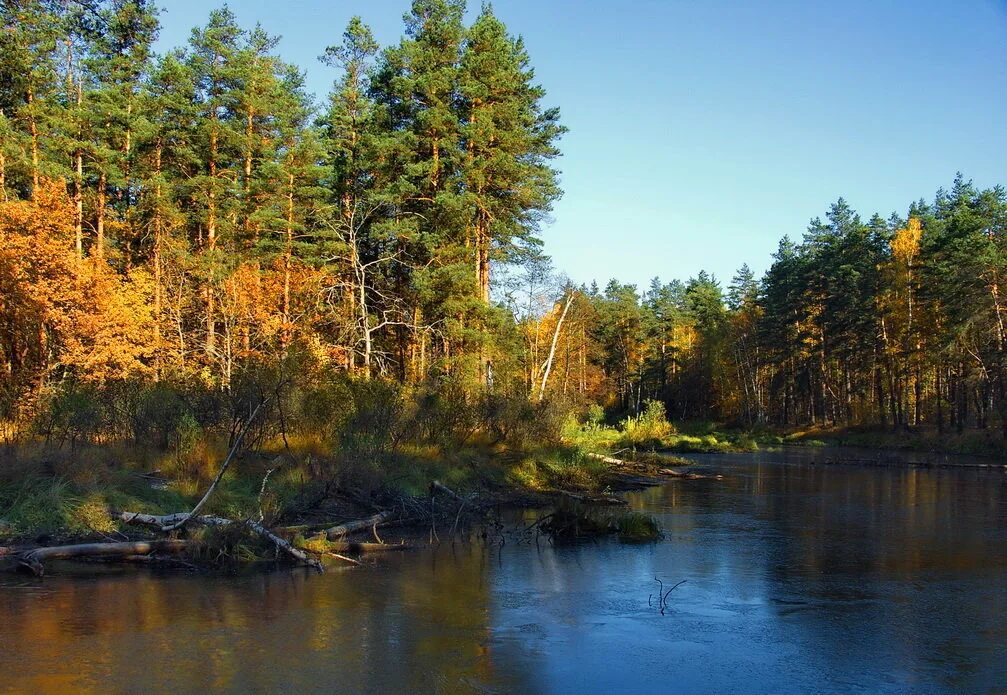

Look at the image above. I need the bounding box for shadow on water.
[1,448,1005,693]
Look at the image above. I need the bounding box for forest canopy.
[1,0,1006,444]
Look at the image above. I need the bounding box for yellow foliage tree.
[0,181,154,395]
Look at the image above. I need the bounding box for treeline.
[2,2,1005,444]
[0,0,564,429]
[550,176,1007,435]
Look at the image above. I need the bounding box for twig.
[653,577,687,615]
[326,552,363,566]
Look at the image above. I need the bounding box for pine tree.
[186,7,245,356]
[458,5,564,304]
[86,0,160,261]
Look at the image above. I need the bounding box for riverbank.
[569,409,1007,459]
[0,440,690,575]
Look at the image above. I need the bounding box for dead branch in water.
[549,489,626,506]
[112,510,323,572]
[650,577,687,615]
[17,540,190,577]
[311,511,395,541]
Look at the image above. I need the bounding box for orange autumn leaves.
[0,181,152,385]
[0,181,324,390]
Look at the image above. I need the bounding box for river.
[1,448,1005,693]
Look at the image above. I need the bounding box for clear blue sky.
[154,0,1007,291]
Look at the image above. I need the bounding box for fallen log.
[18,540,189,577]
[320,540,412,554]
[586,452,721,480]
[311,511,394,541]
[430,480,465,503]
[550,489,627,506]
[586,452,629,466]
[112,510,324,573]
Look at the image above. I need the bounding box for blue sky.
[154,0,1007,291]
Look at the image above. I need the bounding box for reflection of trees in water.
[0,543,538,693]
[2,456,1005,691]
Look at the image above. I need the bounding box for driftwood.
[323,540,412,553]
[311,511,394,541]
[586,452,720,480]
[430,480,465,503]
[112,510,324,572]
[18,540,190,576]
[551,489,627,506]
[586,452,632,466]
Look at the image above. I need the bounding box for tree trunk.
[19,540,189,577]
[282,172,294,351]
[538,292,575,402]
[27,87,40,197]
[95,171,106,261]
[206,126,218,354]
[312,511,394,541]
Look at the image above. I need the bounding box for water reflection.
[1,449,1004,693]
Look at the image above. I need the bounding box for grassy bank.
[562,400,1007,459]
[777,425,1007,458]
[562,401,764,455]
[0,385,700,564]
[0,430,681,557]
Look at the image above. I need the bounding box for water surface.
[2,448,1005,693]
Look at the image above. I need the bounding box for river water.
[1,448,1005,693]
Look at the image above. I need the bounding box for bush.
[33,383,106,450]
[131,383,198,451]
[585,404,605,428]
[616,511,662,542]
[620,400,674,447]
[340,378,408,457]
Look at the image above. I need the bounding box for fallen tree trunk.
[586,452,719,480]
[586,452,631,466]
[112,510,323,573]
[430,480,465,503]
[18,540,189,577]
[244,518,323,572]
[319,540,412,554]
[312,511,394,541]
[551,489,626,506]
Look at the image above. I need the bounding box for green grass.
[539,504,662,544]
[784,425,1007,457]
[506,449,609,492]
[562,414,763,455]
[616,511,662,542]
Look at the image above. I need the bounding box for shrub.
[620,399,674,447]
[585,404,605,428]
[131,383,197,451]
[340,378,408,457]
[33,383,106,450]
[616,511,662,542]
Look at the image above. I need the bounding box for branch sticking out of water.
[651,577,687,615]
